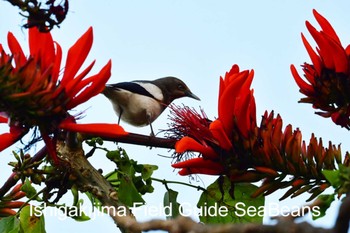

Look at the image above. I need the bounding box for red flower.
[170,65,256,175]
[0,119,27,151]
[169,63,342,200]
[218,65,256,138]
[291,9,350,129]
[0,27,127,162]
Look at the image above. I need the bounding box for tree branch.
[57,134,140,233]
[334,194,350,233]
[82,132,177,149]
[112,215,333,233]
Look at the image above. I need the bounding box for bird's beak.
[186,90,201,101]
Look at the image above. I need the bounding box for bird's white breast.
[126,93,163,125]
[110,83,165,126]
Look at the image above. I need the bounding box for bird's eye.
[178,84,185,90]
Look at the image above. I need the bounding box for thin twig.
[0,146,47,199]
[151,177,207,192]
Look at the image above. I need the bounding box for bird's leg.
[146,112,155,137]
[117,107,123,125]
[149,123,155,137]
[113,108,124,146]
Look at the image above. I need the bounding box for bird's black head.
[152,76,200,104]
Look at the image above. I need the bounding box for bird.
[102,76,200,135]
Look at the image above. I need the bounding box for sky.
[1,1,350,232]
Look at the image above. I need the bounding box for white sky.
[1,1,350,232]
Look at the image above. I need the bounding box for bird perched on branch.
[102,76,200,135]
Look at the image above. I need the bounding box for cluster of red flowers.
[170,65,256,176]
[169,10,348,199]
[291,10,350,129]
[0,26,127,163]
[170,65,341,199]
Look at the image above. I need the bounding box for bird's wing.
[106,82,156,99]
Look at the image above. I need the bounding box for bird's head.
[153,77,200,104]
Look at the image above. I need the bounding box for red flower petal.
[172,157,224,171]
[64,60,96,97]
[209,120,233,151]
[29,27,55,70]
[271,114,283,147]
[234,89,255,138]
[313,9,341,45]
[218,64,240,99]
[0,133,19,151]
[306,21,335,70]
[61,27,93,87]
[0,116,8,123]
[249,90,257,130]
[175,137,218,159]
[52,42,62,84]
[218,67,254,135]
[301,33,321,78]
[218,77,226,104]
[346,45,350,56]
[59,121,128,138]
[178,167,223,176]
[7,32,26,67]
[0,126,25,151]
[41,133,59,164]
[67,60,111,109]
[331,112,348,128]
[242,69,254,90]
[322,32,349,74]
[290,65,314,95]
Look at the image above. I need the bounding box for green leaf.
[85,192,102,211]
[105,170,118,180]
[21,179,39,200]
[105,148,155,205]
[119,174,145,207]
[63,203,91,222]
[70,211,91,222]
[197,177,264,224]
[163,189,182,219]
[140,164,158,180]
[322,170,340,187]
[105,171,120,186]
[85,137,104,147]
[312,194,335,220]
[106,150,121,162]
[0,216,20,233]
[19,206,45,233]
[70,198,91,222]
[71,186,79,207]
